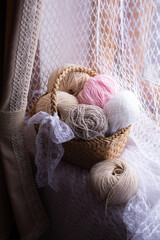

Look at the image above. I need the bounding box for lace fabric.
[37,115,160,240]
[122,114,160,240]
[26,113,160,240]
[28,111,74,189]
[25,0,160,239]
[5,0,49,238]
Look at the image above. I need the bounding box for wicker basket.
[29,65,131,169]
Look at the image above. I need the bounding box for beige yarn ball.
[65,104,109,140]
[47,63,90,96]
[89,158,139,207]
[36,91,79,121]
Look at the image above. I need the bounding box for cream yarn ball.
[89,158,139,207]
[104,90,140,135]
[47,63,90,96]
[65,104,109,140]
[36,91,79,121]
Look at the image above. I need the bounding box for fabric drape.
[0,0,48,239]
[0,2,14,239]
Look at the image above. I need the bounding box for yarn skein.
[36,91,79,121]
[77,75,119,108]
[104,90,140,135]
[47,63,90,96]
[89,158,139,207]
[65,104,109,140]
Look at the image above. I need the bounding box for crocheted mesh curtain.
[28,0,160,124]
[26,0,160,239]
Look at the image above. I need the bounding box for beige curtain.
[0,0,48,239]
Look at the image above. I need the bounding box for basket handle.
[50,65,97,115]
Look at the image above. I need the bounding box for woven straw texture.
[30,65,131,169]
[62,126,130,169]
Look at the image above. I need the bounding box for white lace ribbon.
[28,111,74,189]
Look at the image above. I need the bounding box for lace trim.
[28,112,74,190]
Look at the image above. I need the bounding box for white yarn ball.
[89,158,139,207]
[104,90,140,134]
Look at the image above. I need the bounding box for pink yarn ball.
[77,75,119,108]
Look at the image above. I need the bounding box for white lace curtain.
[28,0,160,124]
[25,0,160,239]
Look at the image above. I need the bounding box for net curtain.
[0,0,159,240]
[28,0,160,239]
[0,0,48,239]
